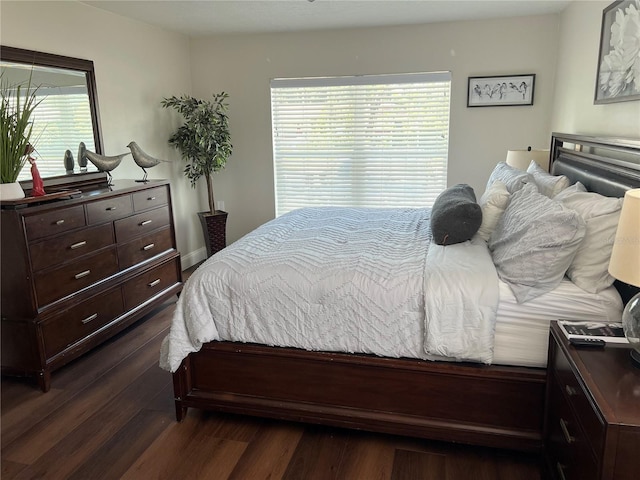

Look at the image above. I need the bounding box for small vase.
[0,182,26,201]
[64,150,75,174]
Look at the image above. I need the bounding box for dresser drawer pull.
[556,462,567,480]
[106,206,117,211]
[140,220,153,226]
[81,313,99,324]
[559,418,575,444]
[74,270,91,280]
[148,279,161,287]
[147,196,156,201]
[565,385,578,396]
[142,243,155,251]
[70,241,87,250]
[55,219,65,225]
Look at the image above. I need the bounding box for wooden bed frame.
[172,133,640,453]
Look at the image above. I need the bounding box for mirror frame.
[1,45,107,191]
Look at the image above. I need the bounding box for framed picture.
[595,1,640,104]
[467,74,535,107]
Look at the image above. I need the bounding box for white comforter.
[160,207,499,372]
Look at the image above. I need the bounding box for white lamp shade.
[506,148,550,171]
[608,189,640,288]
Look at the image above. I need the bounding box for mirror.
[0,46,105,189]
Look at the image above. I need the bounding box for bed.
[163,133,640,452]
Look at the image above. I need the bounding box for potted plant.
[0,75,40,200]
[162,92,232,257]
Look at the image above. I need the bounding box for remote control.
[569,338,606,348]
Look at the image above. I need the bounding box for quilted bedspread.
[160,207,499,372]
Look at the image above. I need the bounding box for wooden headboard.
[549,133,640,303]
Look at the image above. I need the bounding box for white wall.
[191,15,560,243]
[552,1,640,137]
[2,3,563,256]
[0,1,206,268]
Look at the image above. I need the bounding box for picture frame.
[595,1,640,104]
[467,74,535,107]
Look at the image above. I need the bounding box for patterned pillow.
[489,183,586,303]
[554,182,623,293]
[527,160,570,198]
[486,162,533,194]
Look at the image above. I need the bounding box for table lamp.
[608,188,640,367]
[506,146,550,171]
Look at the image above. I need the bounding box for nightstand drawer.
[552,346,606,457]
[122,259,179,310]
[41,288,125,358]
[29,223,115,272]
[114,205,171,243]
[86,195,133,225]
[132,186,168,212]
[117,227,174,270]
[34,247,119,307]
[547,374,598,480]
[24,205,86,240]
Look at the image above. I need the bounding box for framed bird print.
[467,74,536,107]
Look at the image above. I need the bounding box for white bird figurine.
[85,150,130,185]
[127,141,170,183]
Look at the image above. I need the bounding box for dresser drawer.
[118,227,175,270]
[114,205,171,243]
[41,288,125,358]
[29,223,115,272]
[547,374,599,480]
[123,259,179,310]
[132,185,168,212]
[34,247,119,307]
[24,205,86,241]
[552,345,606,457]
[86,195,133,225]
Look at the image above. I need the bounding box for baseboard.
[181,247,207,271]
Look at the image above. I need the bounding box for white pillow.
[554,182,623,293]
[486,162,533,194]
[527,160,570,198]
[489,183,586,303]
[477,180,510,242]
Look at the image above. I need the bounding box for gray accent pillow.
[486,162,533,194]
[430,184,482,245]
[489,183,586,303]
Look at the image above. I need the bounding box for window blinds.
[17,87,97,180]
[270,72,451,216]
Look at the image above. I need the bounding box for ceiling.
[81,0,572,37]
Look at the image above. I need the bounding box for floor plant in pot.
[0,75,40,201]
[162,92,232,257]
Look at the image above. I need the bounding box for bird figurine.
[127,141,170,183]
[85,149,130,186]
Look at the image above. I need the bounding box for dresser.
[544,321,640,480]
[1,180,182,391]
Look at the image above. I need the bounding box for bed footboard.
[172,341,546,452]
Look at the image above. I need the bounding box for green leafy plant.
[161,92,232,213]
[0,74,41,183]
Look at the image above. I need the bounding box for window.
[270,72,451,216]
[13,86,97,181]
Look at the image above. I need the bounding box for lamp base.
[622,291,640,369]
[631,349,640,368]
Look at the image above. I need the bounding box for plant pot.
[198,210,228,257]
[0,182,25,201]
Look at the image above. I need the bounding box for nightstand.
[543,321,640,480]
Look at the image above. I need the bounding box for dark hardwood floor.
[1,270,543,479]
